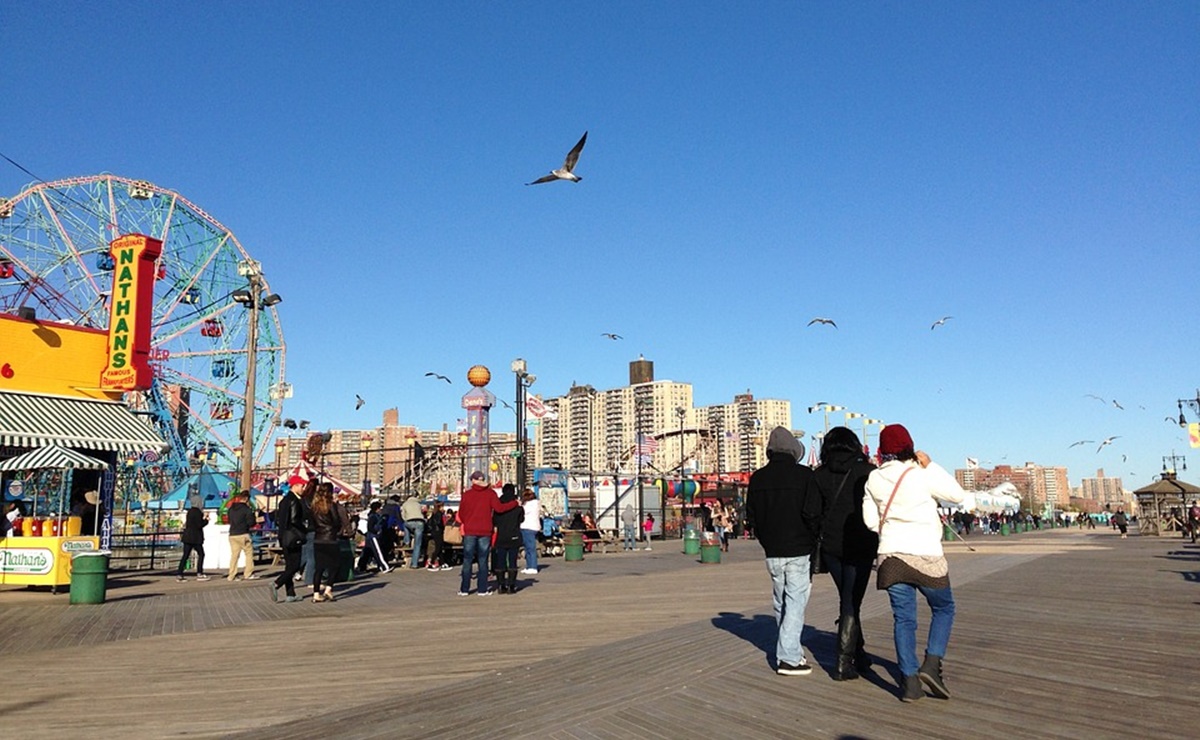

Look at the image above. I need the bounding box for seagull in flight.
[601,332,622,340]
[424,372,452,384]
[526,131,588,185]
[1068,440,1094,448]
[807,317,837,329]
[355,394,366,410]
[930,316,953,330]
[1112,399,1124,410]
[1096,436,1120,453]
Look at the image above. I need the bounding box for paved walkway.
[0,527,1196,739]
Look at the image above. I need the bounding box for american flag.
[635,433,658,462]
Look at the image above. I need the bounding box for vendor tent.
[286,459,361,501]
[132,465,260,510]
[0,445,109,472]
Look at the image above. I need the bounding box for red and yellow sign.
[99,234,162,391]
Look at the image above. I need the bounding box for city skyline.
[2,3,1196,487]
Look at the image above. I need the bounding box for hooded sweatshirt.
[458,482,520,537]
[745,427,820,558]
[812,445,878,563]
[493,487,525,547]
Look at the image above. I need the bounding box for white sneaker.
[521,568,538,574]
[644,546,652,551]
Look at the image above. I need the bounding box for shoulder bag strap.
[877,465,915,538]
[819,470,854,532]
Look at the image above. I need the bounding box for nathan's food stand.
[1,445,107,592]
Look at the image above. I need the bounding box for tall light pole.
[512,359,535,489]
[232,259,281,495]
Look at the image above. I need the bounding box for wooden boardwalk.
[0,528,1196,739]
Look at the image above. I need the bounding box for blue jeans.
[622,524,636,550]
[406,520,424,568]
[765,555,812,666]
[521,529,539,570]
[886,582,956,676]
[301,531,316,585]
[460,535,492,593]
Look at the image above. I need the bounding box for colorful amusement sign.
[99,234,162,391]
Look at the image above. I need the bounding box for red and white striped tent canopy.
[285,459,361,501]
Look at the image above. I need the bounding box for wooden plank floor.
[1,528,1196,739]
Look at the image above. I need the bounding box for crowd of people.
[746,422,964,703]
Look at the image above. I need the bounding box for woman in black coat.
[492,484,525,594]
[812,426,878,680]
[175,496,210,582]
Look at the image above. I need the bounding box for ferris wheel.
[0,174,287,485]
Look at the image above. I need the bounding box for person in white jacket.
[863,424,964,703]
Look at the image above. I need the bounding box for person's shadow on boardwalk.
[712,611,901,694]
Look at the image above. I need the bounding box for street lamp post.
[512,359,536,489]
[232,259,281,495]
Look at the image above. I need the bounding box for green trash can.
[699,532,721,564]
[69,551,111,605]
[1000,522,1010,536]
[943,523,956,542]
[337,539,356,582]
[683,528,701,555]
[563,530,584,561]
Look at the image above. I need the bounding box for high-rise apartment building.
[954,462,1070,511]
[1080,468,1126,509]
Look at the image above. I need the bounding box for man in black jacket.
[271,484,309,602]
[746,426,821,676]
[226,492,261,581]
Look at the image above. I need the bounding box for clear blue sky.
[3,2,1197,487]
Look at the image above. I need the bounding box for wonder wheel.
[0,175,287,490]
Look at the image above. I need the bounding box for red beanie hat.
[878,424,914,455]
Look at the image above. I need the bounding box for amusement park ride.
[0,175,288,499]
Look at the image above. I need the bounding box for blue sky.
[3,2,1197,487]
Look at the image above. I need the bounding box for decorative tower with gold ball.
[462,365,496,487]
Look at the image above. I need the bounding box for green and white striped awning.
[0,445,110,471]
[0,390,166,453]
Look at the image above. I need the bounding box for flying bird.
[601,332,622,340]
[807,317,837,328]
[355,394,365,410]
[1112,399,1124,410]
[1121,454,1127,463]
[526,131,588,185]
[930,316,953,330]
[1068,440,1094,448]
[499,399,515,412]
[1096,436,1120,453]
[425,372,452,384]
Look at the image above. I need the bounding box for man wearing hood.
[746,426,821,675]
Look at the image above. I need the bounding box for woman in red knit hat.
[862,423,965,703]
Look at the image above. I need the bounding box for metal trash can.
[338,539,356,582]
[69,551,111,605]
[699,532,721,564]
[683,528,701,555]
[563,530,584,561]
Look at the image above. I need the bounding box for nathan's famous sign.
[99,234,162,391]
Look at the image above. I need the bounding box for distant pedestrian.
[521,489,542,573]
[402,494,425,568]
[457,471,519,596]
[746,426,821,676]
[425,502,448,570]
[1112,509,1128,539]
[863,423,965,703]
[642,513,655,550]
[355,501,391,574]
[813,426,878,681]
[176,496,211,582]
[621,503,638,551]
[226,492,260,581]
[271,483,309,603]
[493,484,524,593]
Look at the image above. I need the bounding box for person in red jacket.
[458,471,519,596]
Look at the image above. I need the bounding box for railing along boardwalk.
[0,528,1195,739]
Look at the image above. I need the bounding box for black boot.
[854,627,872,673]
[506,569,520,593]
[833,616,860,681]
[918,653,950,699]
[900,674,924,702]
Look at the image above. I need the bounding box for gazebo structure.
[1133,472,1200,536]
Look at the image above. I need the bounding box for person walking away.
[493,484,524,593]
[226,492,261,581]
[271,483,309,602]
[309,482,347,602]
[863,423,965,702]
[457,471,519,596]
[621,503,638,551]
[176,496,211,582]
[745,426,821,676]
[812,426,878,680]
[355,501,392,574]
[642,512,655,550]
[402,494,425,569]
[520,489,541,573]
[380,495,404,563]
[296,480,318,588]
[712,502,729,552]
